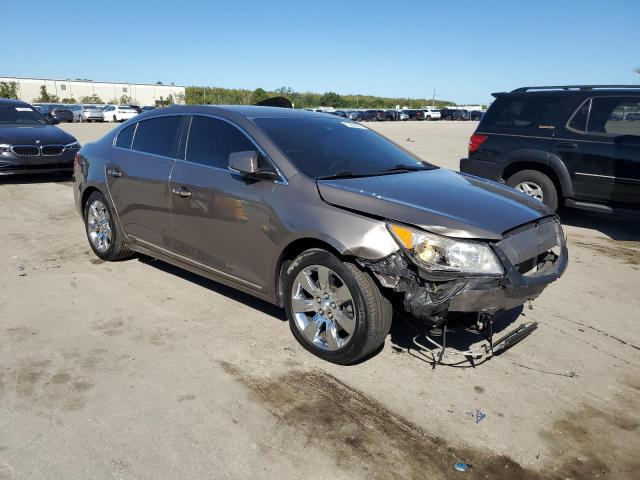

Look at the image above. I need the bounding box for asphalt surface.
[0,120,639,479]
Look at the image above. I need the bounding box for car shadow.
[558,207,640,242]
[388,306,526,368]
[136,254,286,321]
[0,173,73,185]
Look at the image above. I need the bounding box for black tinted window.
[568,99,590,131]
[254,117,433,179]
[588,96,640,137]
[186,116,255,169]
[132,116,181,157]
[116,124,136,149]
[482,95,562,128]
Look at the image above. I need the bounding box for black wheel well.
[275,238,344,307]
[80,186,101,215]
[502,161,563,199]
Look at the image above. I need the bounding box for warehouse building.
[0,76,186,106]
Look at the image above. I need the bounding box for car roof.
[0,98,32,108]
[145,104,339,119]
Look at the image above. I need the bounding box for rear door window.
[482,95,562,128]
[132,116,182,157]
[185,116,255,169]
[587,97,640,137]
[116,124,136,149]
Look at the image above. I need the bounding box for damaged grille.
[498,217,562,274]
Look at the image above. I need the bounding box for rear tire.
[283,249,393,364]
[506,169,559,211]
[84,191,133,261]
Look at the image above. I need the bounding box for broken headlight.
[388,223,503,276]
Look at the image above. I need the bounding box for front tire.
[84,191,133,261]
[506,169,559,211]
[283,249,392,364]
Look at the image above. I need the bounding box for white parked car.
[103,105,138,122]
[422,107,441,120]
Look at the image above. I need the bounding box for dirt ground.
[1,120,639,479]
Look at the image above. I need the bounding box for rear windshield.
[0,106,49,125]
[482,95,562,128]
[253,116,434,179]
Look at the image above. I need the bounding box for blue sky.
[3,0,639,104]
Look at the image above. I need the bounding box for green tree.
[80,95,103,104]
[320,91,343,108]
[252,88,269,103]
[33,85,59,103]
[61,97,77,104]
[119,95,133,105]
[0,81,19,99]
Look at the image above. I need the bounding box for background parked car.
[470,110,485,121]
[361,110,386,121]
[440,108,469,121]
[347,111,363,121]
[385,110,409,121]
[103,105,139,122]
[127,105,142,114]
[460,85,640,211]
[141,106,156,112]
[401,109,420,121]
[416,108,441,120]
[35,104,74,123]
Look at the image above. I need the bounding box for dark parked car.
[460,85,640,212]
[385,110,409,121]
[0,99,80,175]
[141,106,157,112]
[36,104,74,123]
[402,109,420,120]
[74,106,567,364]
[470,110,485,121]
[361,110,386,121]
[127,105,143,114]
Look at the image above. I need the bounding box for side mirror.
[229,151,279,181]
[50,117,60,125]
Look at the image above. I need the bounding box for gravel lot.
[1,120,639,479]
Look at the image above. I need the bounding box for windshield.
[0,106,49,126]
[253,116,434,179]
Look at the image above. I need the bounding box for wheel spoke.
[301,316,321,343]
[316,266,331,291]
[301,270,319,296]
[291,297,316,313]
[332,284,352,307]
[334,310,356,335]
[324,320,340,350]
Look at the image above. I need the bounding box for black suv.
[460,85,640,212]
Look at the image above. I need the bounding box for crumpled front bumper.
[361,217,568,324]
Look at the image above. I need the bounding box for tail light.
[468,134,488,153]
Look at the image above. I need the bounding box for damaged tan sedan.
[73,106,568,364]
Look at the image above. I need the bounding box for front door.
[169,115,278,291]
[106,115,184,250]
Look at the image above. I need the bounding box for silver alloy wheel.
[86,200,113,253]
[514,181,544,201]
[290,264,356,351]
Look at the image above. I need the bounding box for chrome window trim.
[182,113,288,185]
[575,172,640,184]
[111,112,289,185]
[475,131,614,145]
[565,98,592,135]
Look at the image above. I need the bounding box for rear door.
[556,95,640,205]
[169,115,278,291]
[106,115,185,250]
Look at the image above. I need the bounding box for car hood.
[316,168,551,240]
[0,125,76,145]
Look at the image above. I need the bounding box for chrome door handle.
[171,186,192,198]
[106,167,122,178]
